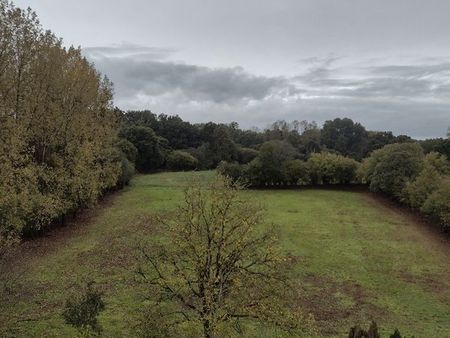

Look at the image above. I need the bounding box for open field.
[1,171,449,337]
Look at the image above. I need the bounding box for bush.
[348,321,380,338]
[307,153,360,185]
[217,161,244,183]
[285,159,310,185]
[166,150,198,171]
[237,147,259,164]
[403,152,450,208]
[361,143,424,200]
[118,156,136,188]
[115,138,138,163]
[62,282,105,336]
[247,140,297,186]
[421,178,450,231]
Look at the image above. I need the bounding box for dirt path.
[0,191,122,276]
[361,190,450,255]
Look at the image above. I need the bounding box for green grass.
[1,171,449,337]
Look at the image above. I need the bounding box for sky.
[13,0,450,138]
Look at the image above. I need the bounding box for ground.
[1,171,449,337]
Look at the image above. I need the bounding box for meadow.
[1,171,449,337]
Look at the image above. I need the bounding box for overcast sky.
[14,0,450,138]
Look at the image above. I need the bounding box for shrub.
[166,150,198,171]
[403,152,450,209]
[307,153,360,185]
[348,321,380,338]
[217,161,244,183]
[361,143,424,200]
[247,140,296,186]
[118,156,136,187]
[62,282,105,336]
[421,178,450,231]
[285,159,310,185]
[115,138,138,163]
[237,147,259,164]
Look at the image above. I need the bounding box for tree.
[124,110,158,130]
[420,138,450,160]
[360,143,424,200]
[120,126,168,172]
[137,176,314,337]
[0,0,121,238]
[247,140,297,186]
[201,123,238,168]
[364,131,396,156]
[321,118,368,159]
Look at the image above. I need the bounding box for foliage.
[347,322,415,338]
[403,152,449,209]
[421,177,450,231]
[321,118,368,159]
[237,147,259,164]
[115,138,138,163]
[137,176,315,337]
[201,123,239,168]
[307,152,360,185]
[0,0,121,240]
[348,321,380,338]
[285,159,311,185]
[166,150,198,171]
[360,143,424,200]
[120,126,168,172]
[420,138,450,160]
[246,140,297,186]
[62,282,105,337]
[365,131,397,156]
[217,161,245,183]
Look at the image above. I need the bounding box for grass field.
[1,171,449,337]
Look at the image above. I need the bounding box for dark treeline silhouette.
[117,110,450,172]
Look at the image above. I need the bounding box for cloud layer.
[84,44,450,138]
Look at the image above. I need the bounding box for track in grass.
[1,171,449,337]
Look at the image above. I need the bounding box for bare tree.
[137,176,315,338]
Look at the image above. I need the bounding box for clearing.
[1,171,449,337]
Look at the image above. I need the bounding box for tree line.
[0,1,131,254]
[118,110,450,173]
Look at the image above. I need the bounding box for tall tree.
[321,118,368,159]
[138,176,314,337]
[0,0,121,242]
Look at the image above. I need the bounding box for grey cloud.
[83,44,449,138]
[368,63,450,79]
[84,46,291,103]
[84,42,176,60]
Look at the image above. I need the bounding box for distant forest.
[117,109,450,173]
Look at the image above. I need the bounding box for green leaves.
[0,0,122,244]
